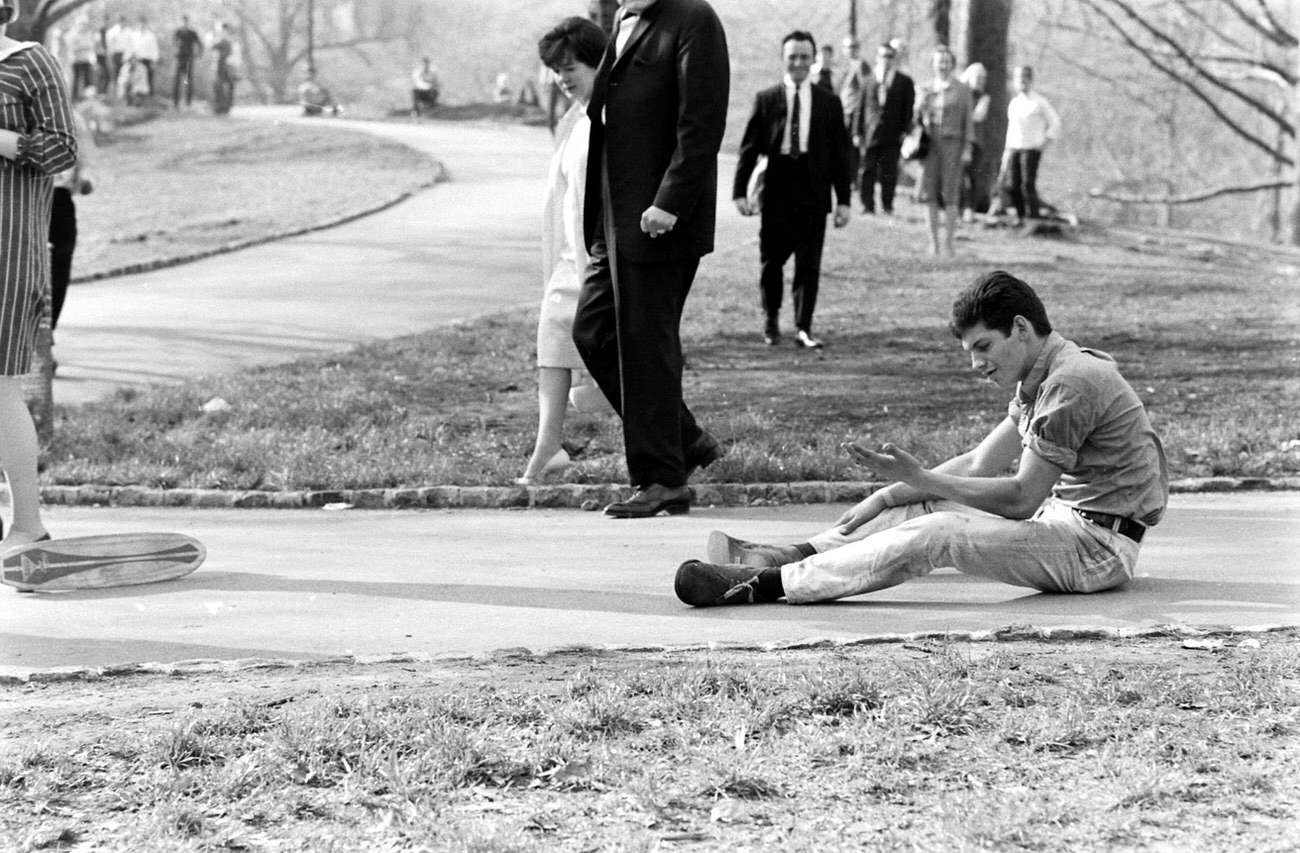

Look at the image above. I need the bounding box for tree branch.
[1217,0,1298,47]
[1171,0,1250,53]
[1090,179,1292,205]
[1093,0,1293,136]
[1080,0,1295,163]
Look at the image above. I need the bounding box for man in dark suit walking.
[850,42,914,214]
[733,31,852,349]
[572,0,730,519]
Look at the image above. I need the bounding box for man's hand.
[641,205,678,238]
[833,204,851,228]
[845,441,925,484]
[836,496,885,535]
[734,197,756,217]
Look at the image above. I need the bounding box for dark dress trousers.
[573,0,729,489]
[851,70,914,212]
[732,83,851,334]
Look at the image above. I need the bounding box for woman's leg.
[520,367,572,482]
[926,203,942,255]
[0,377,47,547]
[944,203,959,255]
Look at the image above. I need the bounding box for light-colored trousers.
[781,498,1141,604]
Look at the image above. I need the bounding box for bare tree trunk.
[1292,24,1300,245]
[931,0,951,46]
[965,0,1012,213]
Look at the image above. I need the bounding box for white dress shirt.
[781,76,812,156]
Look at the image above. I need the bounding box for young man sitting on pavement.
[675,269,1168,607]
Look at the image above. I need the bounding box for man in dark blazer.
[850,42,914,214]
[733,31,852,349]
[572,0,730,519]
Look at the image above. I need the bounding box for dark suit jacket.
[851,70,914,151]
[732,82,852,214]
[584,0,730,263]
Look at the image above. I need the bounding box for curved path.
[54,107,556,405]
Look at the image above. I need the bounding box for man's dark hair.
[782,30,817,52]
[538,16,608,70]
[950,270,1053,338]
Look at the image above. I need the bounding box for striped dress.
[0,42,76,375]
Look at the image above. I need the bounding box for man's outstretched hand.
[845,441,925,484]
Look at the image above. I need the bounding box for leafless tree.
[1076,0,1298,242]
[6,0,96,44]
[220,0,404,103]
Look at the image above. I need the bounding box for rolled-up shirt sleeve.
[1015,377,1098,471]
[16,47,77,176]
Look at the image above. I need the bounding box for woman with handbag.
[517,16,611,485]
[915,46,972,257]
[0,0,77,547]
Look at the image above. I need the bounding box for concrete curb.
[68,164,448,286]
[4,623,1294,685]
[35,476,1300,511]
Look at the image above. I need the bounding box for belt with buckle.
[1073,508,1145,543]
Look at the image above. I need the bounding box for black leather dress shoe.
[685,431,723,477]
[604,483,691,519]
[674,560,777,607]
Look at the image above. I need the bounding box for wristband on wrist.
[13,134,29,161]
[879,489,896,508]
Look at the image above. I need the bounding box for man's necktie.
[791,88,802,156]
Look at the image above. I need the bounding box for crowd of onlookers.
[46,12,242,114]
[816,35,1062,251]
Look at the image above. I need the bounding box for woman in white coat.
[517,17,610,484]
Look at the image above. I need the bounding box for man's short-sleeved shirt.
[1009,331,1168,526]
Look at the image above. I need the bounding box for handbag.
[901,122,929,161]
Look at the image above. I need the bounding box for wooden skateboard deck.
[1,533,206,592]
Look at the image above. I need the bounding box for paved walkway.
[2,493,1296,678]
[53,109,557,405]
[5,110,1293,680]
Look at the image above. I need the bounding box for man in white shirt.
[131,17,160,97]
[1001,65,1060,222]
[104,15,129,97]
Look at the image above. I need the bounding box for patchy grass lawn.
[72,112,440,280]
[43,206,1300,489]
[2,634,1296,851]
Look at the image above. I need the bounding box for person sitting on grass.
[675,269,1168,607]
[298,71,340,117]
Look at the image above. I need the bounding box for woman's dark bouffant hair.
[538,16,608,70]
[950,270,1053,338]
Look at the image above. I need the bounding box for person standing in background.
[1002,65,1060,223]
[66,15,96,101]
[104,15,128,98]
[132,17,159,97]
[850,41,913,215]
[915,46,972,257]
[959,62,991,221]
[172,15,202,109]
[810,43,834,92]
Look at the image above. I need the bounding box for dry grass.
[72,112,439,280]
[2,635,1296,851]
[44,204,1300,489]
